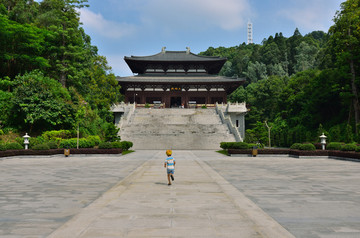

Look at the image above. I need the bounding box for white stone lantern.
[23,133,30,150]
[319,133,327,150]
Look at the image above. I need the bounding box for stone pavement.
[0,151,360,238]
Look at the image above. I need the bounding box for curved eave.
[124,51,227,74]
[124,58,227,74]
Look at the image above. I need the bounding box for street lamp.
[320,133,327,150]
[23,133,30,150]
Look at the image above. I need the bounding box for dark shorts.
[167,169,174,175]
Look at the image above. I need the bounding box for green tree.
[87,56,122,112]
[294,41,319,72]
[244,61,267,83]
[36,0,89,87]
[0,0,39,23]
[0,89,12,125]
[10,71,75,131]
[329,0,360,132]
[0,14,49,78]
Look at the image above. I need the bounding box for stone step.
[130,115,221,125]
[120,133,235,150]
[121,124,230,134]
[134,108,217,115]
[119,108,235,150]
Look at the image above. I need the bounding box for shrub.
[220,142,250,150]
[29,136,46,148]
[290,143,302,150]
[0,129,3,135]
[98,142,113,149]
[59,138,96,149]
[32,143,50,150]
[104,123,120,142]
[327,142,343,150]
[248,143,258,149]
[42,130,73,140]
[120,141,133,151]
[87,135,101,146]
[79,138,95,148]
[59,138,77,148]
[201,105,207,109]
[0,144,6,151]
[230,142,249,150]
[5,142,23,150]
[299,143,316,151]
[15,136,23,145]
[47,141,58,149]
[111,141,122,148]
[341,143,357,151]
[355,146,360,152]
[220,142,230,150]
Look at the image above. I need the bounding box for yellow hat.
[166,150,172,156]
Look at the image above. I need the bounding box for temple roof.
[117,75,243,84]
[124,47,227,75]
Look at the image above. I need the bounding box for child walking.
[164,150,176,185]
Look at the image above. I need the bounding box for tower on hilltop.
[247,20,253,44]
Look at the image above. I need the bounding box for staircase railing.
[215,102,243,142]
[118,103,136,129]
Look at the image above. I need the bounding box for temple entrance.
[170,97,181,108]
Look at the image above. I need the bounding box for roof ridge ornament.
[186,47,190,54]
[161,46,166,53]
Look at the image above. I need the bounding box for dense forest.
[0,0,122,141]
[200,0,360,147]
[0,0,359,147]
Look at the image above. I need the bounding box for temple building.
[117,47,245,108]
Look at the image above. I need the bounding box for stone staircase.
[120,108,236,150]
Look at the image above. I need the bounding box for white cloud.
[79,8,137,39]
[278,0,342,31]
[138,0,252,31]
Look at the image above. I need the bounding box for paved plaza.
[0,151,359,237]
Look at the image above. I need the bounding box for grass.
[216,150,229,156]
[122,150,135,155]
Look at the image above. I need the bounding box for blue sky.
[77,0,344,76]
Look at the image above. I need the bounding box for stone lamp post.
[23,133,30,150]
[320,133,327,150]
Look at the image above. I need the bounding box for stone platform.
[0,151,359,237]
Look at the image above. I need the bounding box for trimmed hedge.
[47,141,58,149]
[59,138,77,148]
[290,143,302,150]
[299,143,316,151]
[220,142,230,150]
[59,138,95,149]
[42,130,73,140]
[32,144,50,150]
[99,141,133,150]
[290,143,316,151]
[341,143,357,151]
[0,148,123,158]
[220,142,250,150]
[327,142,343,150]
[120,141,133,151]
[0,144,6,151]
[111,141,122,149]
[87,135,101,146]
[98,142,113,149]
[6,142,23,150]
